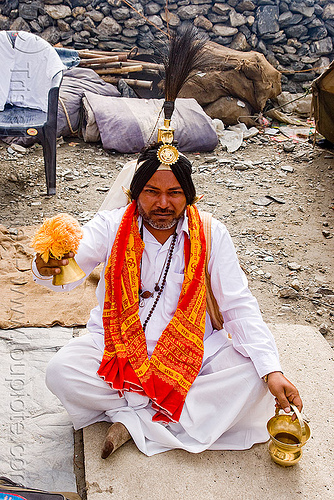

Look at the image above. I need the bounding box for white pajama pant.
[45,331,275,456]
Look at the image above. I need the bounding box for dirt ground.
[0,131,333,348]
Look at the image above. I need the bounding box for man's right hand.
[35,252,74,277]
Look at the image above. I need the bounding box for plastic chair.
[0,31,64,195]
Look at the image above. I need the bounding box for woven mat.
[0,225,99,329]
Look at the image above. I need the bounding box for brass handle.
[290,403,307,444]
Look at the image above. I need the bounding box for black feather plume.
[162,26,208,120]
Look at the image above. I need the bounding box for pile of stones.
[0,0,333,92]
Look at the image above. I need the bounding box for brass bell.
[267,403,311,467]
[52,257,86,286]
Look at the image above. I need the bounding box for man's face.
[137,170,187,230]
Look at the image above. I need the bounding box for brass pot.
[267,403,311,467]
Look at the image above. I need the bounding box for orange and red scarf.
[97,201,206,423]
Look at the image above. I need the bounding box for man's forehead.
[143,170,183,190]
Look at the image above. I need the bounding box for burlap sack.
[179,41,281,113]
[0,225,99,329]
[204,96,256,127]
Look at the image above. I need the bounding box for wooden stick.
[102,76,153,89]
[95,65,143,75]
[78,48,138,58]
[86,60,163,71]
[80,55,127,65]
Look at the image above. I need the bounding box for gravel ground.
[1,132,333,347]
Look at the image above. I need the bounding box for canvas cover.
[82,93,218,153]
[311,61,334,144]
[57,66,120,137]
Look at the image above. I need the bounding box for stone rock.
[86,10,104,22]
[230,32,250,50]
[236,1,256,13]
[194,15,213,31]
[124,17,146,28]
[285,25,308,38]
[213,25,238,37]
[161,10,180,26]
[230,9,247,27]
[280,12,303,27]
[208,13,229,24]
[288,262,301,271]
[308,25,328,40]
[19,2,39,20]
[38,14,51,28]
[307,17,323,28]
[281,164,294,172]
[83,16,97,32]
[0,14,11,30]
[278,287,299,299]
[178,5,209,20]
[107,0,122,6]
[10,16,30,31]
[96,17,122,39]
[257,5,279,35]
[322,3,334,20]
[290,2,314,18]
[145,2,161,15]
[314,37,333,55]
[112,7,130,20]
[44,5,71,19]
[279,11,292,26]
[319,323,330,335]
[314,4,324,16]
[147,14,163,27]
[123,28,138,37]
[212,3,231,16]
[30,19,43,32]
[72,7,86,18]
[1,0,18,17]
[57,19,70,32]
[39,26,61,44]
[137,30,154,48]
[72,19,83,31]
[290,279,301,291]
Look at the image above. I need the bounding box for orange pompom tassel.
[31,213,83,263]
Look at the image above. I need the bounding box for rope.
[59,96,78,135]
[280,65,328,74]
[121,0,169,38]
[267,88,312,113]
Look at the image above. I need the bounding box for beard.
[137,201,185,230]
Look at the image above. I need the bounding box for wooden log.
[80,55,127,65]
[95,65,143,75]
[86,60,163,71]
[78,48,138,58]
[102,76,153,89]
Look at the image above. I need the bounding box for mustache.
[151,209,175,215]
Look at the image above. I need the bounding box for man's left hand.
[266,371,302,418]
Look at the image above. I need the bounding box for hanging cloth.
[98,200,207,423]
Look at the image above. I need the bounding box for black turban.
[130,143,196,205]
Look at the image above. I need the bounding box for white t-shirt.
[0,31,64,112]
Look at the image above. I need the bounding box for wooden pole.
[95,65,143,75]
[102,76,153,89]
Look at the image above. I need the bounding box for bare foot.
[101,422,131,459]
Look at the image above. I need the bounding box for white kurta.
[33,207,282,455]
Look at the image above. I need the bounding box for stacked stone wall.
[0,0,333,92]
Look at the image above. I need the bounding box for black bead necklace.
[140,230,177,332]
